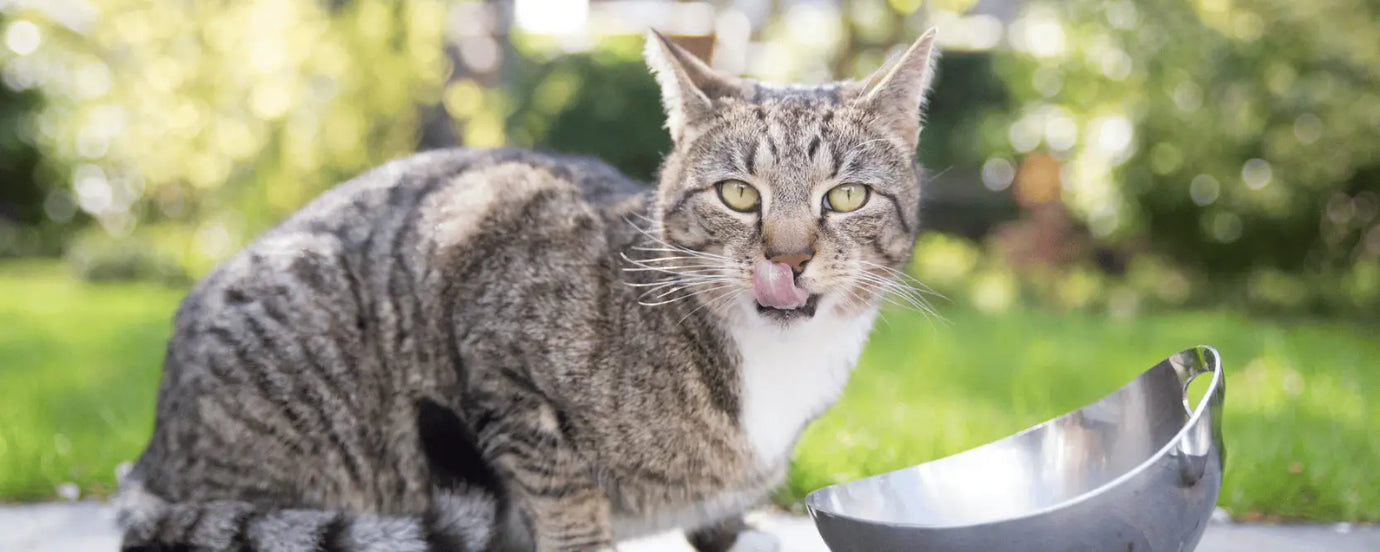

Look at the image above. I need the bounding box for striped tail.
[115,481,498,552]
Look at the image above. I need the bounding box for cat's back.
[167,146,647,389]
[140,148,647,506]
[185,147,644,305]
[259,147,645,252]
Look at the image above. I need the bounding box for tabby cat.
[116,29,939,552]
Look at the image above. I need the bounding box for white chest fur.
[732,307,877,467]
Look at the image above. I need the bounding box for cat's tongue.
[752,259,810,310]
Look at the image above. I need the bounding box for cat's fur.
[116,29,938,552]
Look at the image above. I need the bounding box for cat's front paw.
[726,530,780,552]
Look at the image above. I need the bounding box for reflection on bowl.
[807,346,1225,552]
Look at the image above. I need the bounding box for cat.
[115,28,939,552]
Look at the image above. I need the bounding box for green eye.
[716,180,760,212]
[824,183,869,212]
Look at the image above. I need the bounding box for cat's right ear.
[644,30,745,143]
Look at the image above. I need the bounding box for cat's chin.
[754,294,819,323]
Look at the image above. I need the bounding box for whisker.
[621,217,733,261]
[633,278,716,296]
[859,261,945,298]
[626,211,659,225]
[622,266,727,274]
[852,277,945,322]
[622,277,730,288]
[618,252,728,274]
[675,287,744,325]
[640,280,736,301]
[855,273,943,314]
[639,283,738,307]
[629,246,731,261]
[839,285,891,328]
[624,255,718,263]
[852,268,945,307]
[926,165,955,182]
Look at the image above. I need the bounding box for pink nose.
[769,252,812,274]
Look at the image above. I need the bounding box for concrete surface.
[2,501,1376,551]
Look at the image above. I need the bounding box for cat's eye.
[824,183,870,212]
[716,180,761,212]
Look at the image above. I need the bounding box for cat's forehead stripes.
[736,100,845,188]
[748,82,849,105]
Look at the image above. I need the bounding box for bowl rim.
[805,345,1224,530]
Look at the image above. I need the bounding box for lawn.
[789,305,1380,522]
[0,261,184,501]
[1,261,1376,521]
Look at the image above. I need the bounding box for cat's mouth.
[751,258,817,321]
[755,294,819,320]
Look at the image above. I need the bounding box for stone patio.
[2,501,1375,551]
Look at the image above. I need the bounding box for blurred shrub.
[999,0,1380,277]
[6,0,450,276]
[63,229,187,285]
[909,231,1380,320]
[506,35,669,183]
[0,12,52,257]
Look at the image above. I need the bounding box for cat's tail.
[113,480,498,552]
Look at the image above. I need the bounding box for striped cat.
[116,29,939,552]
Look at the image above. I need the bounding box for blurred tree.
[8,0,450,275]
[819,0,1021,237]
[505,35,668,183]
[0,13,51,256]
[1000,0,1380,279]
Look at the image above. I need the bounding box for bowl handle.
[1170,346,1225,487]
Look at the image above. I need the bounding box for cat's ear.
[855,28,939,150]
[644,29,745,143]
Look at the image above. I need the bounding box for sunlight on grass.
[0,262,183,501]
[788,307,1380,522]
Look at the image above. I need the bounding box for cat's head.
[638,29,938,328]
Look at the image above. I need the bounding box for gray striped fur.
[119,30,938,552]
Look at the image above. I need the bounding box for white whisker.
[624,255,717,263]
[622,276,729,288]
[641,279,736,301]
[850,269,946,324]
[675,287,744,325]
[621,266,727,274]
[639,283,738,307]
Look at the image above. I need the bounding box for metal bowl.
[807,346,1225,552]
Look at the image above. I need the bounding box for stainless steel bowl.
[807,346,1225,552]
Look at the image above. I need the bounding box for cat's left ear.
[855,28,939,150]
[644,30,747,143]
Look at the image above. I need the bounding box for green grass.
[787,306,1380,522]
[0,261,183,501]
[1,261,1376,521]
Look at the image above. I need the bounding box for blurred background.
[0,0,1376,525]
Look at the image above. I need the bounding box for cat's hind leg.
[472,390,614,551]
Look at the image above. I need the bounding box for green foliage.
[1000,0,1380,276]
[0,13,51,256]
[506,36,670,183]
[63,229,188,285]
[908,229,1380,322]
[9,0,451,276]
[915,52,1014,171]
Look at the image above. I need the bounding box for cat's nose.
[768,250,814,275]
